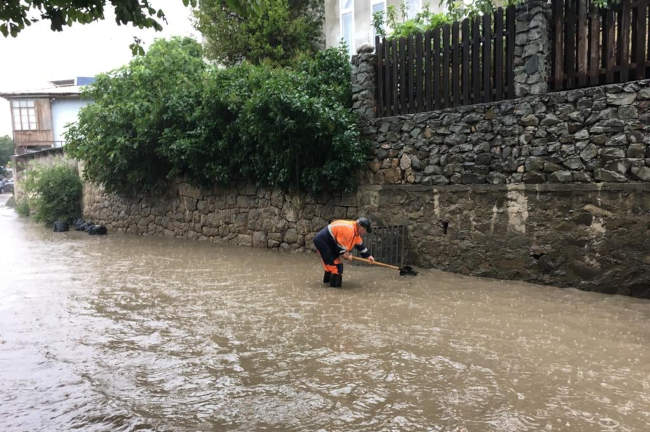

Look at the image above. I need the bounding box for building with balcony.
[0,77,94,155]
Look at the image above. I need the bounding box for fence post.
[514,0,552,97]
[351,44,377,122]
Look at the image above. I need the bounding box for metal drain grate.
[356,225,407,267]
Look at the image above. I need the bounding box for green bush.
[374,0,522,40]
[65,37,206,196]
[20,162,82,224]
[0,135,13,169]
[14,197,29,217]
[66,39,368,196]
[194,0,323,67]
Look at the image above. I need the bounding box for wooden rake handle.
[350,255,400,271]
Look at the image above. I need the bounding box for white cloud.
[0,0,199,137]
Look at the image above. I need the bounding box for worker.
[313,217,375,287]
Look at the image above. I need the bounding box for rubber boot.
[323,271,331,283]
[330,273,342,288]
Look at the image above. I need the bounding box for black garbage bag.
[73,218,87,231]
[87,224,107,235]
[53,221,69,232]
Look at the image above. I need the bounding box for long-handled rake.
[350,256,418,276]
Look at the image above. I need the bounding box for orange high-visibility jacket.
[327,219,370,257]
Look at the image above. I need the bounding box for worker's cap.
[357,217,372,233]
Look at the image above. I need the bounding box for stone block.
[631,166,650,181]
[627,143,646,158]
[606,92,637,105]
[549,170,573,183]
[594,168,627,182]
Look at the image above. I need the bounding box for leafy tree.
[194,0,323,66]
[20,161,82,224]
[165,46,367,194]
[0,0,196,36]
[65,37,206,195]
[0,135,13,169]
[66,39,368,196]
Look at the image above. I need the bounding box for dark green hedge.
[65,38,369,196]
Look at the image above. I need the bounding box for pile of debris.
[53,218,107,235]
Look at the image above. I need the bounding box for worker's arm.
[354,243,374,262]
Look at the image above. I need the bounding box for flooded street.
[1,193,649,432]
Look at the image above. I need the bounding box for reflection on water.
[1,193,649,431]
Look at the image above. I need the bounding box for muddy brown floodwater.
[0,193,649,432]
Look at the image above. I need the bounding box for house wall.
[51,98,91,143]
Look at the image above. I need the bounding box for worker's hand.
[342,252,351,260]
[367,255,375,262]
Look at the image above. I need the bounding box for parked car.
[0,178,14,193]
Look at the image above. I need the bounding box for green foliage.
[0,0,196,37]
[20,161,82,224]
[66,39,369,196]
[15,197,30,217]
[194,0,323,66]
[0,135,13,168]
[65,37,206,196]
[374,3,453,40]
[373,0,523,40]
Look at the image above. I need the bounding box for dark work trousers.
[313,227,344,275]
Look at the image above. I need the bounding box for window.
[340,0,354,56]
[12,100,38,131]
[406,0,421,19]
[371,0,386,45]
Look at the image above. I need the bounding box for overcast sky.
[0,1,199,137]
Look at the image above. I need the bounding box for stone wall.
[82,180,650,298]
[82,181,362,251]
[366,183,650,298]
[361,81,650,187]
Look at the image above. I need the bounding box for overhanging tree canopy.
[0,0,196,37]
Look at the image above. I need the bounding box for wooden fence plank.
[494,8,504,100]
[589,6,601,86]
[577,0,589,86]
[506,5,515,98]
[634,0,647,79]
[392,38,399,114]
[452,21,460,106]
[620,0,631,82]
[482,13,492,102]
[552,0,566,90]
[605,8,616,83]
[397,39,408,114]
[566,0,577,89]
[407,35,415,113]
[384,40,392,116]
[442,24,451,108]
[376,37,384,117]
[433,27,441,109]
[416,32,424,112]
[472,17,481,103]
[645,1,650,60]
[462,19,470,105]
[424,30,432,111]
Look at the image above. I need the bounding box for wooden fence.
[375,6,516,117]
[552,0,650,90]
